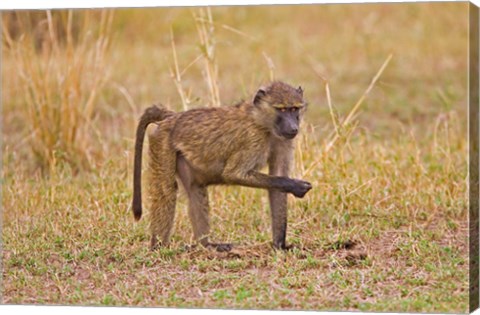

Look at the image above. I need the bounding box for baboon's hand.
[290,179,312,198]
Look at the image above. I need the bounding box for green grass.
[2,2,469,312]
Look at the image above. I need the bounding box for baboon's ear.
[297,86,304,96]
[253,88,267,106]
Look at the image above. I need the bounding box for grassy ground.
[2,3,469,312]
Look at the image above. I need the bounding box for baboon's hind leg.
[147,127,178,250]
[177,156,232,252]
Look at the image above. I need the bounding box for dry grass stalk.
[324,54,393,153]
[220,23,257,41]
[325,82,341,138]
[169,27,190,111]
[193,7,221,107]
[2,10,114,172]
[170,12,255,109]
[262,51,276,81]
[303,54,393,177]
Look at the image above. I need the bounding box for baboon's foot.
[150,242,162,251]
[206,242,233,252]
[328,239,357,250]
[150,236,158,251]
[272,243,295,251]
[150,236,169,251]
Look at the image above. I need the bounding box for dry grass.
[2,10,113,172]
[2,3,470,312]
[193,7,221,107]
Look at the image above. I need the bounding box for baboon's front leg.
[269,189,288,249]
[177,156,233,252]
[268,140,293,250]
[223,170,311,198]
[222,151,311,197]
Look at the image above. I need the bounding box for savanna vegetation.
[2,3,470,312]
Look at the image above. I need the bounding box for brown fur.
[131,81,312,251]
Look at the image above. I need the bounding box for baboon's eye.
[291,107,297,112]
[280,108,286,112]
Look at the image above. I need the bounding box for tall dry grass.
[2,10,114,172]
[168,8,222,109]
[193,8,221,107]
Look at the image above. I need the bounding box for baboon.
[132,81,312,251]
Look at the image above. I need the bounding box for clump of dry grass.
[167,7,221,109]
[2,10,114,172]
[193,8,221,107]
[322,54,393,153]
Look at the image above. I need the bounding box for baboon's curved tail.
[132,105,173,221]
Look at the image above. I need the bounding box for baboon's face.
[274,106,303,139]
[253,82,306,140]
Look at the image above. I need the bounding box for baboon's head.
[253,81,307,140]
